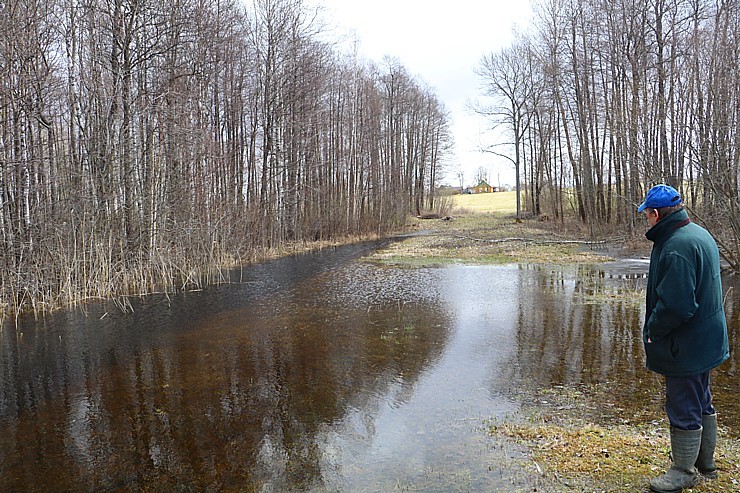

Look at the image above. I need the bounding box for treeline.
[0,0,451,314]
[478,0,738,270]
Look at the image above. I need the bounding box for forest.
[1,0,738,316]
[0,0,451,314]
[477,0,738,270]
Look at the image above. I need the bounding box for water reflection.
[0,247,737,492]
[505,263,738,426]
[0,245,455,492]
[498,264,657,419]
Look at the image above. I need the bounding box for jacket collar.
[645,208,690,243]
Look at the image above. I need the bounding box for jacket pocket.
[646,337,677,374]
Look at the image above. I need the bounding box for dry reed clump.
[0,229,385,321]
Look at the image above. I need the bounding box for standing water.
[1,243,737,492]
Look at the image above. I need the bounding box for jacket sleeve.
[646,251,699,340]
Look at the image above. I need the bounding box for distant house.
[466,180,498,194]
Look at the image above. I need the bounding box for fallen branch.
[453,235,609,246]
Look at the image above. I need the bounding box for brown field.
[450,190,518,214]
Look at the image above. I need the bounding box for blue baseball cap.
[637,184,682,212]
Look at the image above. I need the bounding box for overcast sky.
[314,0,534,187]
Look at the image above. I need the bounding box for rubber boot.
[695,413,718,478]
[649,426,701,493]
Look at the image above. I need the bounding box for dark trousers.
[665,371,715,430]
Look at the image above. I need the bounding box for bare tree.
[476,0,737,269]
[476,40,536,219]
[0,0,453,315]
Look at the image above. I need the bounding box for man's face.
[644,208,659,228]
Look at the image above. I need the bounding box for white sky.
[314,0,534,188]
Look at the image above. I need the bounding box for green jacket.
[643,208,730,376]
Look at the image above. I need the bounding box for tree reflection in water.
[504,264,737,428]
[1,249,737,492]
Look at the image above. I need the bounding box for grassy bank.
[369,191,624,267]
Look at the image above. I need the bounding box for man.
[638,184,730,493]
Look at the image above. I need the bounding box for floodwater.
[1,243,737,492]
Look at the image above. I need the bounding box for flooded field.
[1,243,737,492]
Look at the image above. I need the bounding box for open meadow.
[449,190,517,214]
[373,190,615,267]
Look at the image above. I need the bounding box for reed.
[0,212,394,322]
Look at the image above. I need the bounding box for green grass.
[451,191,517,214]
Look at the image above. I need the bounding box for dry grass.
[492,389,740,493]
[371,209,614,267]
